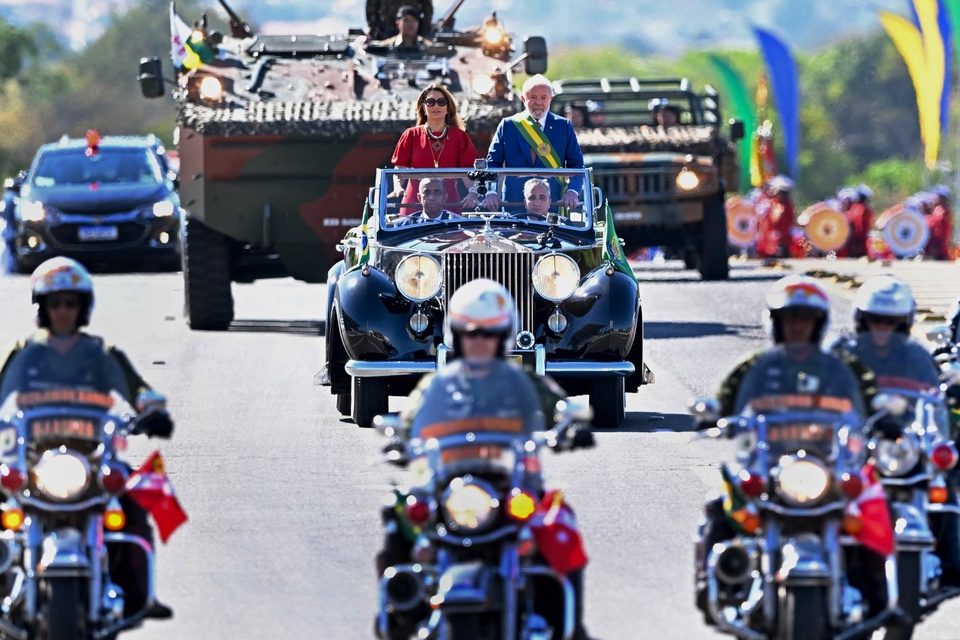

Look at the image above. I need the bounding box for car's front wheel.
[589,377,625,428]
[352,377,388,429]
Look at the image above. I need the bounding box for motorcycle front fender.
[777,535,831,585]
[38,528,89,577]
[434,560,501,614]
[891,501,936,550]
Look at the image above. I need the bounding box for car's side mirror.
[523,37,548,76]
[139,57,166,99]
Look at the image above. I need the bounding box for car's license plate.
[78,225,118,241]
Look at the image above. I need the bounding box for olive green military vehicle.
[139,0,546,330]
[550,78,743,281]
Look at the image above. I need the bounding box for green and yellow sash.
[511,115,569,210]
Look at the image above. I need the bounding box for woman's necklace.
[425,124,448,167]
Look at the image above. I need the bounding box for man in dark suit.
[393,177,463,225]
[483,75,584,211]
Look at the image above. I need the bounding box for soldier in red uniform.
[925,185,954,260]
[756,175,795,259]
[846,184,874,258]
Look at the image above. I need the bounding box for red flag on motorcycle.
[530,489,588,575]
[125,450,188,543]
[849,463,895,556]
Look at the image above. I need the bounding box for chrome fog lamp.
[472,74,496,96]
[152,201,175,217]
[20,200,46,222]
[442,478,499,532]
[516,331,535,349]
[409,311,429,333]
[34,451,91,502]
[875,433,921,476]
[676,169,700,191]
[396,254,441,302]
[547,310,567,333]
[533,254,579,302]
[776,456,829,506]
[199,76,223,101]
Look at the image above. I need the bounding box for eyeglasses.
[862,313,901,326]
[46,298,80,310]
[461,329,500,339]
[424,97,449,107]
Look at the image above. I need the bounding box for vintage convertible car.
[318,166,652,428]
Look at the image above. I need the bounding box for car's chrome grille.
[444,253,536,334]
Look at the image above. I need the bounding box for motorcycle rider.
[376,279,594,640]
[695,274,882,618]
[0,256,175,619]
[831,275,960,586]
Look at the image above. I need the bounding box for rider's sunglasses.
[424,97,449,107]
[862,313,901,326]
[462,329,499,339]
[46,298,80,310]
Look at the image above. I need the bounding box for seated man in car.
[394,177,463,224]
[522,178,552,217]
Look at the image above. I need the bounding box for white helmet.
[30,257,95,328]
[444,279,518,355]
[763,274,831,344]
[853,275,914,333]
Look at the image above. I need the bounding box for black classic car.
[9,132,181,273]
[318,166,652,428]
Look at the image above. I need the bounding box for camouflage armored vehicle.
[139,0,546,330]
[550,78,743,281]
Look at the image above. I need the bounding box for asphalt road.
[0,258,958,639]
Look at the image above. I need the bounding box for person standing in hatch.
[391,83,480,214]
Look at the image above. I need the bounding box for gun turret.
[218,0,253,38]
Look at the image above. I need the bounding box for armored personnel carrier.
[139,0,546,329]
[550,78,743,281]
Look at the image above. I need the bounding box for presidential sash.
[511,115,569,211]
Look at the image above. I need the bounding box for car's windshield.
[32,148,163,187]
[377,168,593,230]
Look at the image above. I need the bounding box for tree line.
[0,1,934,211]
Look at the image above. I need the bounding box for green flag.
[709,54,755,194]
[602,202,636,282]
[357,200,371,267]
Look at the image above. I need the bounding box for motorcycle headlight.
[533,253,580,302]
[875,434,921,476]
[33,451,91,501]
[441,478,499,532]
[20,200,46,222]
[776,456,830,506]
[395,254,441,302]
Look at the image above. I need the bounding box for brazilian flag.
[346,200,372,271]
[602,201,636,283]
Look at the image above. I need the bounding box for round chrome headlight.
[776,456,829,506]
[533,254,580,302]
[442,478,499,532]
[875,434,921,477]
[395,254,441,302]
[33,450,91,502]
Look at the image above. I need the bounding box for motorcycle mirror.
[927,324,953,344]
[871,392,908,417]
[689,397,721,421]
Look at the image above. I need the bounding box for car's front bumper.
[17,214,179,265]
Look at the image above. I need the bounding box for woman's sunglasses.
[424,98,448,107]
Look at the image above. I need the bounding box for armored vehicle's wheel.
[590,377,625,429]
[353,377,388,429]
[183,217,235,330]
[698,199,729,281]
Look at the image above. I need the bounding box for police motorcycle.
[865,330,960,639]
[375,400,593,640]
[926,324,960,434]
[691,392,897,640]
[0,388,164,639]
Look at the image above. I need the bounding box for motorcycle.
[691,398,897,640]
[869,381,960,640]
[0,388,161,639]
[375,400,593,640]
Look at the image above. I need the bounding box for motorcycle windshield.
[734,410,866,468]
[406,430,529,489]
[0,389,133,448]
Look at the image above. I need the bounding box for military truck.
[139,0,546,330]
[551,78,743,281]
